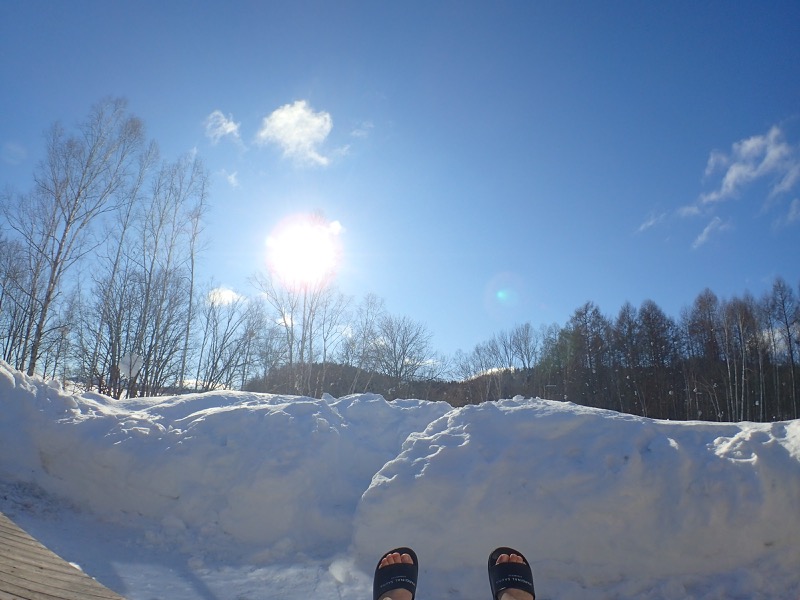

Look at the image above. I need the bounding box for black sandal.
[488,547,535,600]
[373,547,418,600]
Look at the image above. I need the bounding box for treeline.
[244,278,800,424]
[448,280,799,422]
[1,99,798,423]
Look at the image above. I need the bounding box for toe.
[380,551,414,568]
[384,553,399,567]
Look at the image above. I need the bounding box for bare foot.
[377,552,415,600]
[496,553,535,600]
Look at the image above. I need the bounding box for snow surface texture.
[1,360,799,599]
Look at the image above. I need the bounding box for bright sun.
[266,213,343,290]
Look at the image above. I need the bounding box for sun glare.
[266,214,343,289]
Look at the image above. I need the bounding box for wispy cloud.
[677,204,701,218]
[699,126,799,205]
[692,216,731,249]
[204,110,241,144]
[1,141,26,165]
[220,169,239,188]
[658,124,800,249]
[774,198,800,228]
[637,211,667,233]
[788,198,800,223]
[255,100,333,166]
[351,121,374,139]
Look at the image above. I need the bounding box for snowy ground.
[1,361,799,599]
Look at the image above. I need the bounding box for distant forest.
[246,279,800,424]
[1,99,798,423]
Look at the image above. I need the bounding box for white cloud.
[328,220,344,235]
[692,216,731,249]
[703,150,728,178]
[774,162,800,196]
[205,110,241,144]
[675,125,800,248]
[774,198,800,229]
[637,212,667,233]
[351,121,374,139]
[221,169,239,188]
[788,198,800,224]
[700,126,799,205]
[255,100,333,166]
[207,287,243,306]
[678,204,701,218]
[334,144,351,158]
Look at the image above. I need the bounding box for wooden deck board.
[0,512,124,600]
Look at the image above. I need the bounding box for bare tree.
[194,288,251,391]
[612,302,640,414]
[536,323,563,399]
[716,296,758,421]
[2,98,146,376]
[340,293,386,393]
[179,177,209,388]
[491,329,515,370]
[297,283,327,394]
[771,277,798,419]
[85,140,157,390]
[637,300,679,417]
[0,233,35,367]
[252,272,300,367]
[235,300,266,389]
[680,289,725,420]
[313,287,351,395]
[510,322,540,371]
[566,302,613,410]
[472,340,503,401]
[72,242,136,397]
[250,299,288,388]
[374,313,434,394]
[127,153,208,396]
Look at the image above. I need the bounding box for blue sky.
[2,1,799,356]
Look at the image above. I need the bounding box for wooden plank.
[0,512,125,600]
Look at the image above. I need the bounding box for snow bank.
[0,362,450,559]
[353,399,800,598]
[1,362,799,598]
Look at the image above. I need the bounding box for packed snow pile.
[1,360,799,599]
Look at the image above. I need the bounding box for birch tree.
[341,293,385,393]
[2,98,146,375]
[128,153,208,396]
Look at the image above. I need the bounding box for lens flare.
[495,288,516,303]
[266,213,343,290]
[484,271,527,321]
